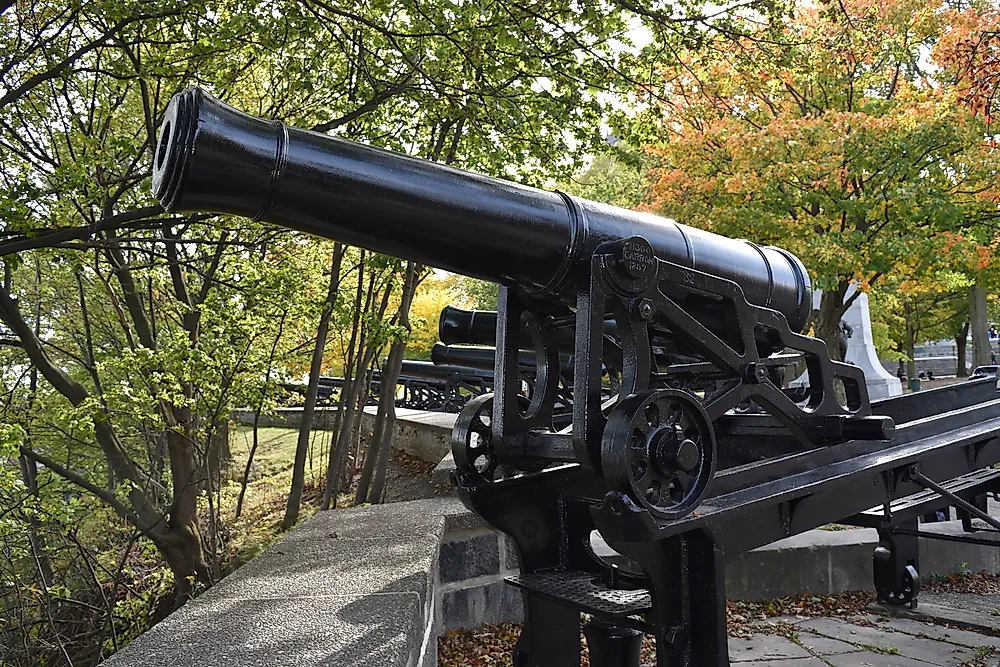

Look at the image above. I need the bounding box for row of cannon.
[283,303,804,415]
[282,306,573,414]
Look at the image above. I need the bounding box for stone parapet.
[232,407,458,464]
[102,497,1000,667]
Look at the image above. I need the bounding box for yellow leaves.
[405,274,469,360]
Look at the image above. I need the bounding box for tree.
[405,273,467,359]
[281,244,344,531]
[643,0,1000,359]
[356,260,422,504]
[0,0,343,652]
[936,3,1000,126]
[559,152,650,209]
[0,0,808,659]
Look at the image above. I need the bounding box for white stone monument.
[790,284,903,399]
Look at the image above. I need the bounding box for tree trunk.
[970,282,991,369]
[357,348,399,503]
[364,262,420,503]
[324,262,394,509]
[155,522,212,608]
[325,343,378,508]
[283,245,344,530]
[348,368,374,488]
[235,414,261,520]
[321,255,366,509]
[955,320,970,377]
[236,307,288,520]
[815,285,850,363]
[904,300,917,381]
[18,453,53,587]
[201,420,229,493]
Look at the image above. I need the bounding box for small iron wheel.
[874,544,920,606]
[454,393,537,485]
[602,388,717,519]
[876,563,920,606]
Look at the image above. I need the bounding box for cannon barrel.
[153,87,811,331]
[431,343,512,370]
[439,305,617,349]
[399,360,494,383]
[431,342,574,372]
[439,307,509,347]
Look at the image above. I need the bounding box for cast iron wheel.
[876,563,919,606]
[874,542,920,606]
[452,394,506,485]
[602,388,717,519]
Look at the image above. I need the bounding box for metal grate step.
[506,570,651,617]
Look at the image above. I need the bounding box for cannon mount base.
[454,379,1000,667]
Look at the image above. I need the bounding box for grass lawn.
[216,422,442,566]
[218,425,338,562]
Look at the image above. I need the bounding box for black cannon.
[280,376,345,406]
[153,87,1000,667]
[398,360,494,413]
[401,359,495,382]
[431,341,575,373]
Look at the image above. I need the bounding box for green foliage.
[558,153,650,210]
[642,0,999,347]
[454,278,501,312]
[0,0,796,661]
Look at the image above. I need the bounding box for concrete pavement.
[730,597,1000,666]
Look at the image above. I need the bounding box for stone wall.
[232,406,457,464]
[880,339,1000,378]
[435,525,523,630]
[101,497,1000,667]
[880,357,971,378]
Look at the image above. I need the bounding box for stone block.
[862,615,1000,650]
[230,406,455,463]
[501,534,521,571]
[441,503,488,533]
[441,581,523,630]
[432,451,456,485]
[793,633,861,656]
[281,498,450,545]
[797,617,976,665]
[886,601,1000,636]
[826,651,934,667]
[214,535,436,605]
[920,521,1000,576]
[439,533,500,583]
[102,593,421,667]
[726,529,878,600]
[747,659,828,666]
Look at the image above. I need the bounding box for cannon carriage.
[152,87,1000,667]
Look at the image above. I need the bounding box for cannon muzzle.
[153,87,811,331]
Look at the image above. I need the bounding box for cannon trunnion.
[152,87,1000,667]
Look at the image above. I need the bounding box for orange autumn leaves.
[935,5,1000,123]
[643,0,1000,291]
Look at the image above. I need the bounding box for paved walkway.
[732,597,1000,666]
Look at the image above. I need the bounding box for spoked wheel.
[453,394,504,485]
[452,393,545,486]
[873,538,920,606]
[876,563,919,606]
[602,389,717,519]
